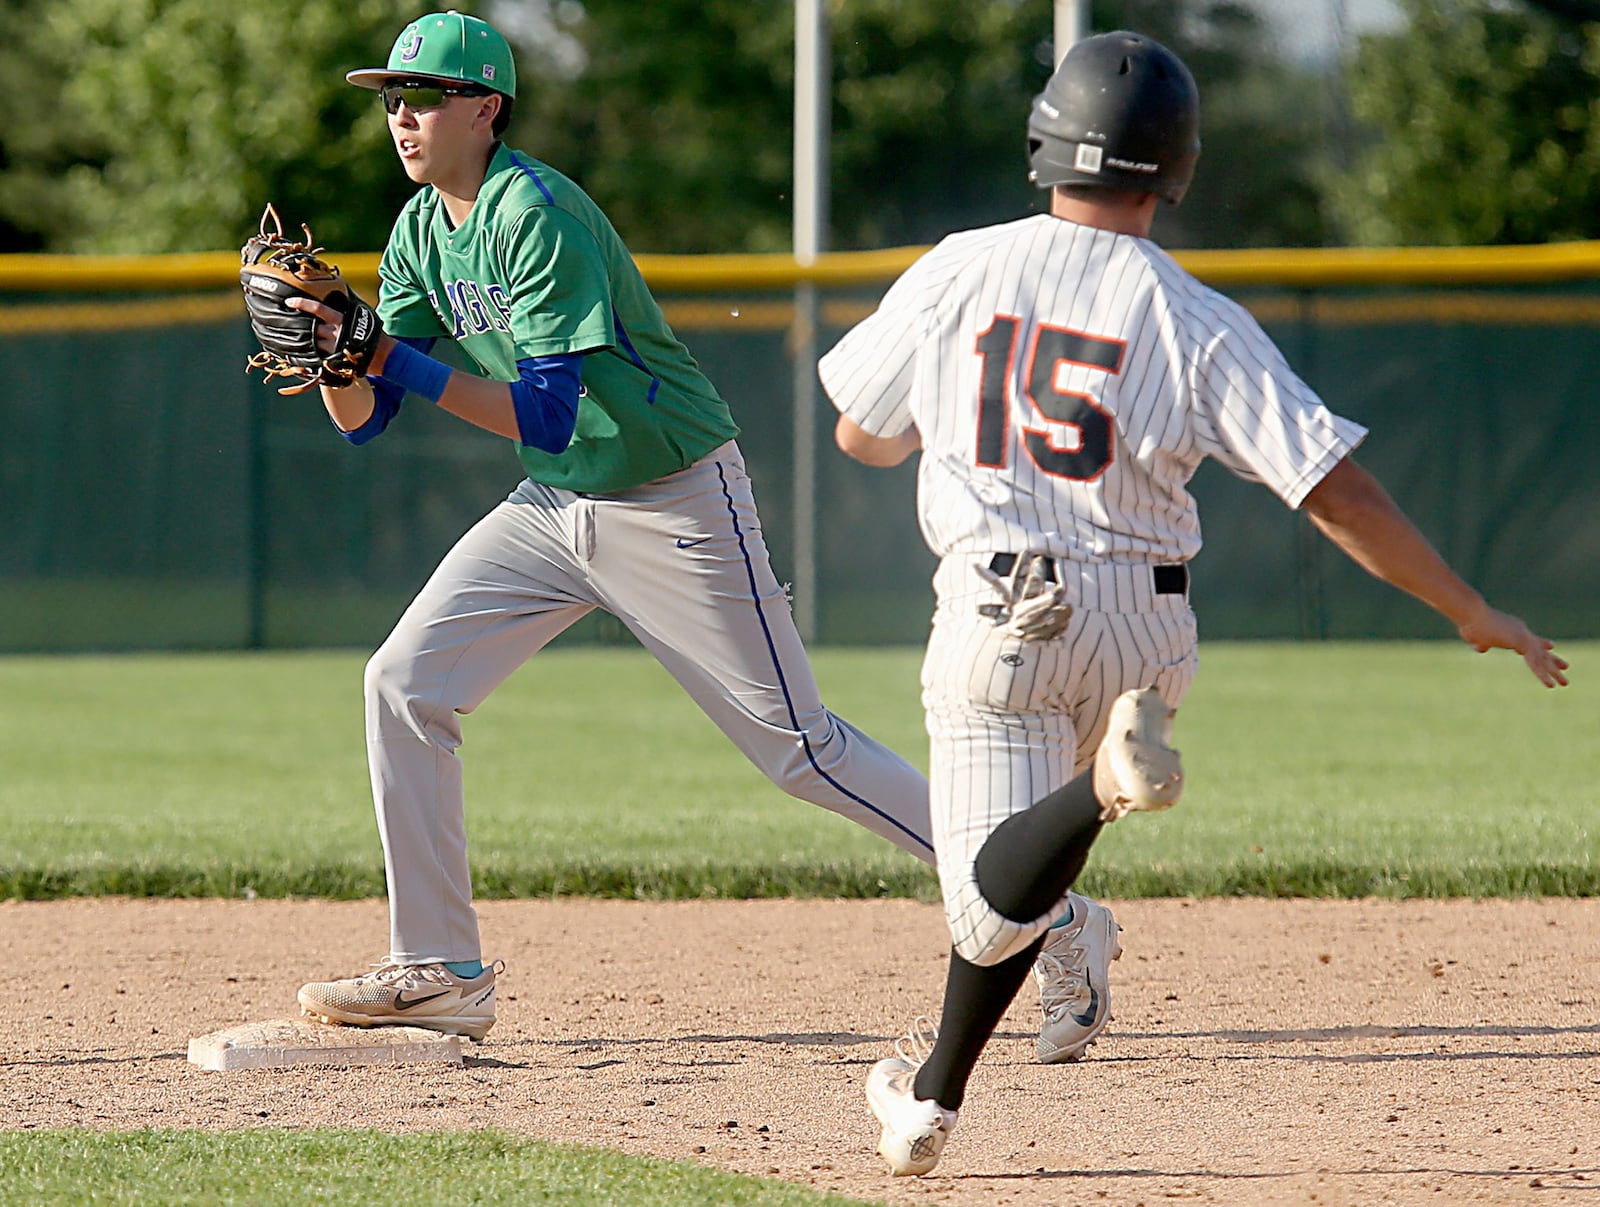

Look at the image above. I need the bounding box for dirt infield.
[4,897,1599,1205]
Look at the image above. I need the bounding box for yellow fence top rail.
[5,241,1600,293]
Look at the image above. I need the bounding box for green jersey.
[376,143,739,494]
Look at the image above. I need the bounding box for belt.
[987,554,1188,596]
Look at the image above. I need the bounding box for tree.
[491,0,1048,254]
[492,0,802,254]
[1091,0,1336,248]
[0,0,447,252]
[0,0,52,250]
[826,0,1045,251]
[498,0,1334,253]
[1326,0,1600,245]
[0,0,1335,255]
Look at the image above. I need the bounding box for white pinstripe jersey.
[819,213,1368,564]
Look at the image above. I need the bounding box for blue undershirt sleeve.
[336,336,437,446]
[340,342,581,453]
[510,353,583,453]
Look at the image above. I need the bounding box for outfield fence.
[2,242,1598,652]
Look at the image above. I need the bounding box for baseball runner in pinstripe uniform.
[819,30,1568,1176]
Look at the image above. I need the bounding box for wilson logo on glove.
[240,204,384,395]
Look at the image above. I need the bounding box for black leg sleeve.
[973,763,1104,921]
[912,939,1044,1112]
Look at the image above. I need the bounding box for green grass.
[0,642,1594,1205]
[1090,641,1599,897]
[0,642,1594,900]
[0,1130,881,1206]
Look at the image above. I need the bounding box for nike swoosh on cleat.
[675,536,711,549]
[392,990,451,1010]
[1069,977,1101,1028]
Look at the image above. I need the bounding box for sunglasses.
[381,82,489,114]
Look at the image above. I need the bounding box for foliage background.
[1328,0,1600,244]
[2,0,1597,255]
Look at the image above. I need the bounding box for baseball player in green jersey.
[279,10,1084,1045]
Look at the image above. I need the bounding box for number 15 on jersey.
[974,316,1124,483]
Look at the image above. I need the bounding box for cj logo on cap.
[399,32,424,63]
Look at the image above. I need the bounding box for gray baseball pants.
[364,441,934,963]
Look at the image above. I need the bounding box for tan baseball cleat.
[297,959,502,1041]
[1092,687,1183,821]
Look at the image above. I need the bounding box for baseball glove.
[240,204,383,395]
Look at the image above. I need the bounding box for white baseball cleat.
[1034,892,1123,1063]
[297,959,502,1041]
[1093,687,1183,821]
[865,1017,958,1176]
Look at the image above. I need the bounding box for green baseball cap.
[347,10,516,98]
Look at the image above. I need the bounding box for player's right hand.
[1456,606,1569,688]
[284,295,344,355]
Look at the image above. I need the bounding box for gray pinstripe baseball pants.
[923,555,1198,960]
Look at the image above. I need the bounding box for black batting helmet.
[1028,31,1200,204]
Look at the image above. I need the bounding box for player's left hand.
[1456,604,1569,688]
